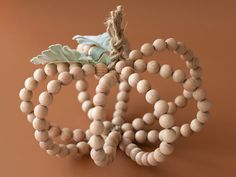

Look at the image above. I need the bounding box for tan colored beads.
[19,36,210,167]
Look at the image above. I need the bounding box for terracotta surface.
[0,0,235,177]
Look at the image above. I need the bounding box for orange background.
[0,0,235,177]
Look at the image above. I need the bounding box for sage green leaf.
[30,44,93,65]
[72,32,112,51]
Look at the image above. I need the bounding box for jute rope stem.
[105,5,129,69]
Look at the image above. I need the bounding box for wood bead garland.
[19,5,211,167]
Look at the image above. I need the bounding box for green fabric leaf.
[31,44,92,65]
[30,44,112,65]
[72,32,112,51]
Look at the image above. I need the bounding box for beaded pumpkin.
[19,6,211,167]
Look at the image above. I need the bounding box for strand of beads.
[19,62,110,159]
[127,38,210,138]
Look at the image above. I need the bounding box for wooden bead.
[24,77,38,91]
[103,121,113,134]
[147,152,158,166]
[82,100,93,112]
[183,89,193,99]
[32,118,48,130]
[85,130,92,140]
[172,69,186,83]
[134,59,146,73]
[160,64,173,79]
[96,83,110,95]
[120,66,134,80]
[47,144,60,156]
[95,63,108,77]
[39,91,53,106]
[159,114,175,129]
[172,126,180,139]
[165,38,178,50]
[115,101,128,111]
[135,151,145,165]
[75,80,88,92]
[147,130,159,144]
[132,118,145,130]
[190,119,204,132]
[193,88,207,101]
[117,91,129,102]
[70,66,84,80]
[181,49,194,61]
[27,113,35,123]
[129,49,142,60]
[99,76,113,87]
[154,100,168,117]
[19,88,33,101]
[123,130,135,141]
[147,60,160,74]
[137,80,151,94]
[160,129,177,143]
[33,68,46,81]
[20,101,33,114]
[141,152,149,166]
[93,93,107,106]
[125,144,136,156]
[197,100,211,112]
[135,130,147,143]
[159,141,174,155]
[143,113,156,125]
[60,128,73,142]
[153,39,166,52]
[190,67,202,79]
[39,139,53,150]
[73,129,85,142]
[140,43,154,56]
[128,73,141,87]
[76,142,90,155]
[130,147,142,161]
[90,120,105,135]
[145,89,160,104]
[89,135,104,150]
[58,72,72,85]
[34,104,48,118]
[197,111,209,123]
[90,149,106,161]
[57,144,69,158]
[115,60,127,73]
[47,80,61,94]
[183,78,200,92]
[186,57,199,69]
[119,81,131,92]
[44,63,57,76]
[34,130,49,142]
[82,64,95,75]
[175,41,187,54]
[113,110,125,118]
[121,123,133,132]
[180,124,192,137]
[92,106,106,120]
[48,126,61,138]
[112,117,124,126]
[153,148,166,162]
[175,95,187,108]
[67,144,78,156]
[78,91,90,103]
[167,102,177,114]
[57,63,69,73]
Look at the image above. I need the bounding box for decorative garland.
[19,5,211,167]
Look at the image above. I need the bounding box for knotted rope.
[105,5,129,69]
